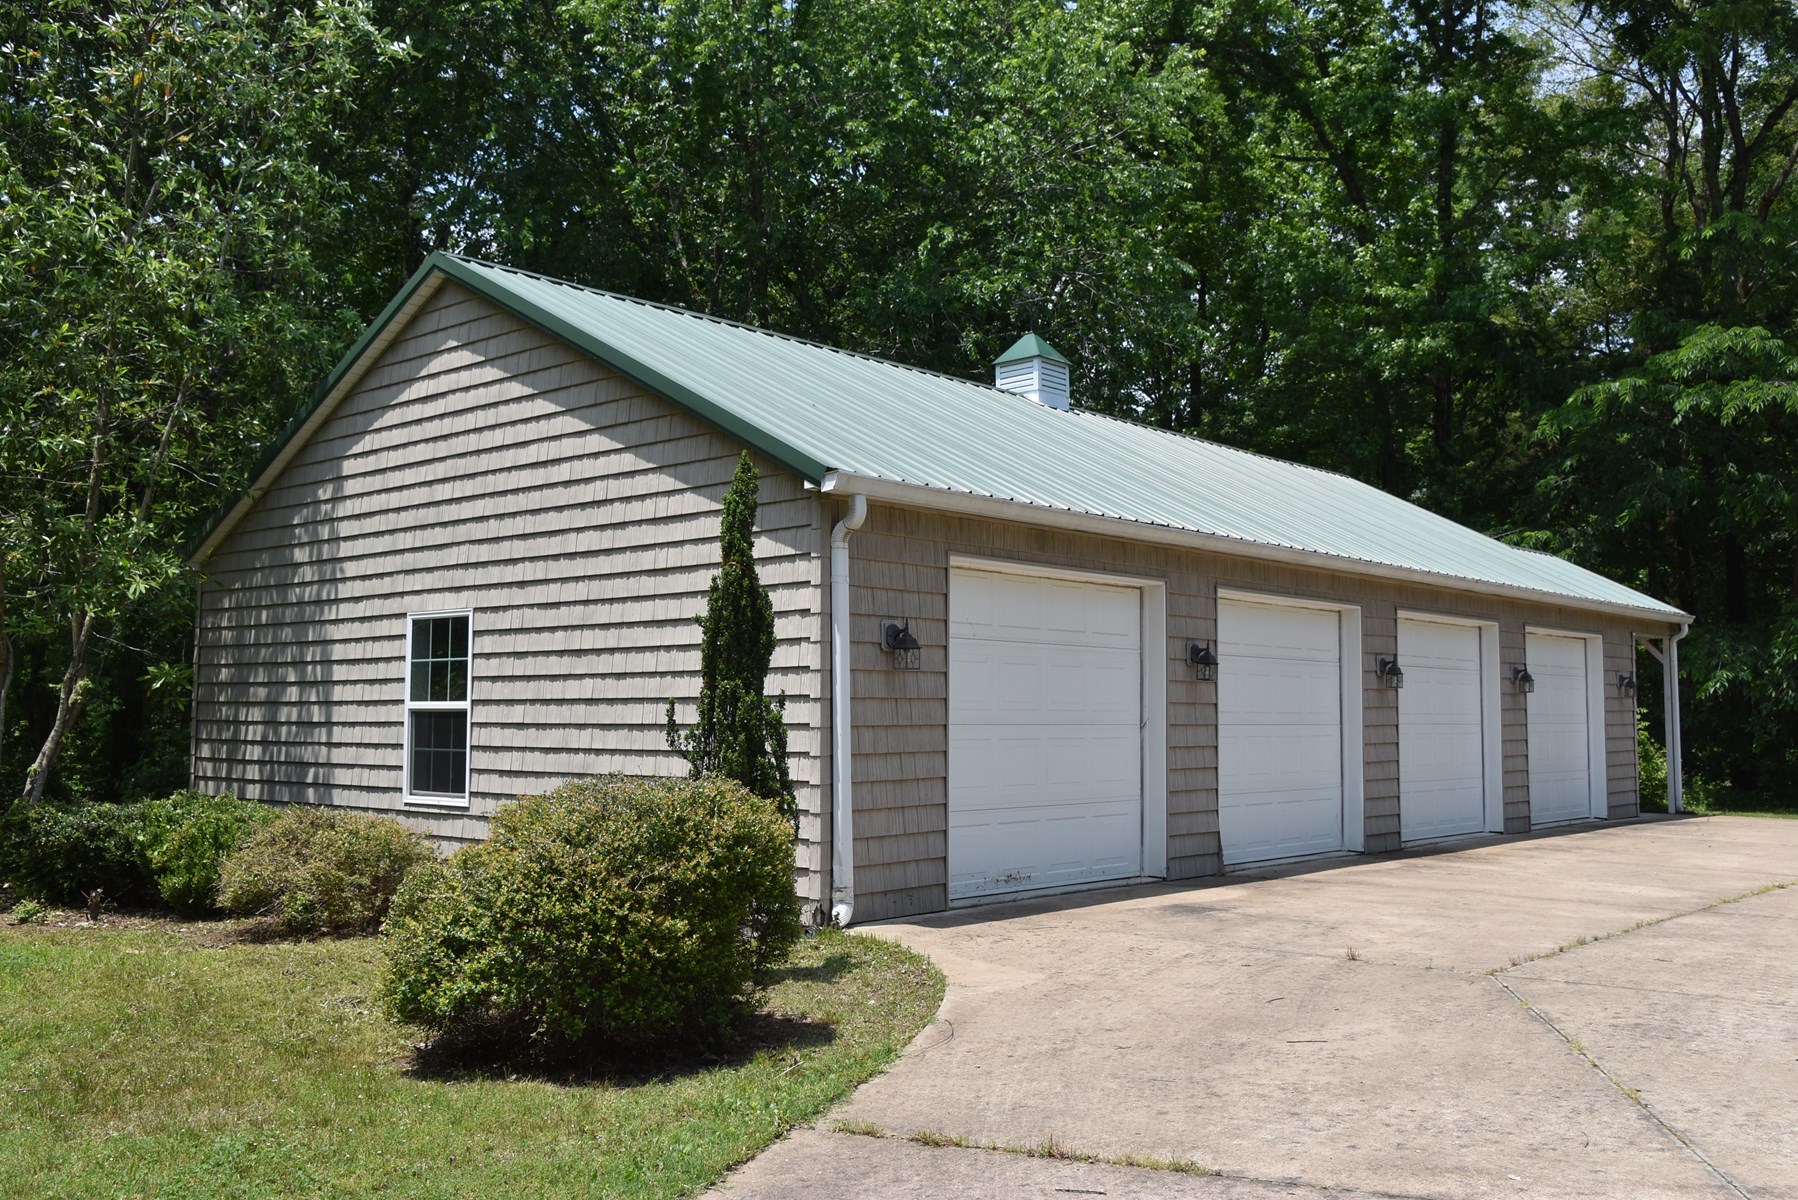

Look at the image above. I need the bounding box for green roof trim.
[995,333,1070,365]
[189,254,1688,623]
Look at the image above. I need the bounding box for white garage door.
[1527,632,1593,826]
[1218,598,1343,864]
[1398,618,1486,842]
[948,568,1142,900]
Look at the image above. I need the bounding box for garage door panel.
[949,567,1143,900]
[1217,599,1345,865]
[1526,632,1593,827]
[1398,619,1486,842]
[1223,657,1340,724]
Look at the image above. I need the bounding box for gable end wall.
[192,283,826,901]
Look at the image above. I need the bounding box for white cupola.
[993,333,1071,410]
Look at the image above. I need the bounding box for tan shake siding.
[831,499,1651,922]
[193,283,826,900]
[1605,634,1641,819]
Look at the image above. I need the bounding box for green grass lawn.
[0,918,943,1199]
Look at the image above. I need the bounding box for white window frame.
[403,608,474,809]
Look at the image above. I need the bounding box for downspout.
[829,494,868,927]
[1665,622,1690,814]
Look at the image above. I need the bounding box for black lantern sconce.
[882,621,921,670]
[1188,642,1219,681]
[1617,672,1637,698]
[1511,665,1535,694]
[1376,657,1405,689]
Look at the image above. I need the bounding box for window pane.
[411,622,430,660]
[410,711,467,797]
[449,617,468,661]
[446,662,467,703]
[409,663,429,703]
[432,617,451,660]
[428,660,448,702]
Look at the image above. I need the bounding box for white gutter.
[829,493,868,927]
[818,471,1692,627]
[1665,622,1690,814]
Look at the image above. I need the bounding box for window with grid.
[405,613,470,802]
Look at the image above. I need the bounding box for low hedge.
[0,791,271,912]
[0,801,155,906]
[218,807,434,934]
[380,775,802,1057]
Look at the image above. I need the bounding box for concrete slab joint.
[707,817,1798,1200]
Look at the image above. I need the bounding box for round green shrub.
[218,807,434,934]
[0,802,155,906]
[137,791,275,914]
[380,775,802,1056]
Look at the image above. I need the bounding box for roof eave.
[819,470,1694,627]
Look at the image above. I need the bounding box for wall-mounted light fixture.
[1511,665,1535,694]
[882,621,921,670]
[1188,642,1219,682]
[1617,672,1637,698]
[1376,657,1405,689]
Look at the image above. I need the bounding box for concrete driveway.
[711,816,1798,1200]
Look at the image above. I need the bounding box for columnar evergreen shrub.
[380,775,803,1056]
[218,807,433,934]
[666,451,797,826]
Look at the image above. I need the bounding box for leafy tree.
[1532,0,1798,790]
[0,0,383,803]
[666,452,796,826]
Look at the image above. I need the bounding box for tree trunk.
[20,613,97,806]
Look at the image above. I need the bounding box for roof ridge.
[457,257,1417,499]
[446,253,1014,399]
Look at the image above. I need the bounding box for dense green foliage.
[381,776,803,1056]
[0,789,268,910]
[4,0,1794,799]
[0,800,154,905]
[138,790,275,913]
[218,807,433,934]
[666,452,797,822]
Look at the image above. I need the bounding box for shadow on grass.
[404,1007,839,1088]
[774,951,855,984]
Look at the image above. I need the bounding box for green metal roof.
[995,333,1070,365]
[196,253,1687,621]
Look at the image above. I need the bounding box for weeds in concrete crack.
[910,1129,971,1148]
[1492,879,1794,974]
[1492,974,1752,1200]
[831,1118,886,1137]
[1345,946,1361,961]
[829,1122,1214,1178]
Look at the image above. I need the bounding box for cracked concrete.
[707,816,1798,1199]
